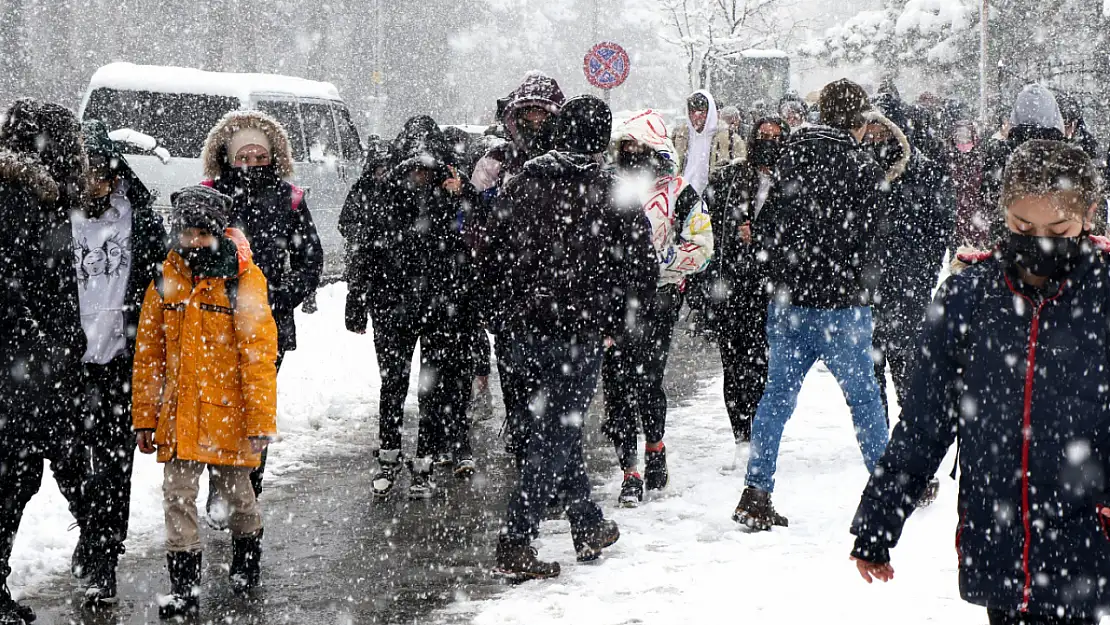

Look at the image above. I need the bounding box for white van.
[78,62,364,277]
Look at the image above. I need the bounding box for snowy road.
[11,284,1014,624]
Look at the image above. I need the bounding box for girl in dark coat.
[851,140,1109,624]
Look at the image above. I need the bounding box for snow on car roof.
[737,49,789,59]
[88,63,342,101]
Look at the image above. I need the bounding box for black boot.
[70,527,94,579]
[0,578,34,625]
[159,552,201,619]
[571,519,620,562]
[732,486,789,532]
[83,548,119,606]
[644,446,669,491]
[229,530,263,594]
[494,536,560,581]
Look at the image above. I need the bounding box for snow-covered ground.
[9,283,388,599]
[441,371,987,624]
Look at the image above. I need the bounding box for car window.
[83,88,238,158]
[255,99,306,162]
[300,101,340,161]
[332,105,362,162]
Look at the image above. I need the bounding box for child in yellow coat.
[131,185,277,618]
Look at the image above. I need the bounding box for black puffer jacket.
[757,125,885,308]
[481,151,656,339]
[0,150,85,449]
[345,116,478,332]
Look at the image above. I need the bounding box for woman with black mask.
[703,117,789,466]
[199,111,323,524]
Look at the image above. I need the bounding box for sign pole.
[979,0,990,124]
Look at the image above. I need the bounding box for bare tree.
[659,0,803,91]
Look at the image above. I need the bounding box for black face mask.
[869,139,904,171]
[230,165,280,194]
[88,193,113,218]
[1000,231,1088,280]
[617,150,658,175]
[515,116,556,156]
[177,244,220,275]
[748,139,783,168]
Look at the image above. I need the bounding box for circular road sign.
[584,42,630,90]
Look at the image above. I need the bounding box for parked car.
[78,62,364,277]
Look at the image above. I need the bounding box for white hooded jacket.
[612,110,713,287]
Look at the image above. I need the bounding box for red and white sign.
[583,42,630,90]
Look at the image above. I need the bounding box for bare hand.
[250,437,270,454]
[740,222,753,244]
[442,166,463,195]
[136,431,156,454]
[604,337,615,349]
[852,556,895,584]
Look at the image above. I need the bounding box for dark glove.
[850,536,891,565]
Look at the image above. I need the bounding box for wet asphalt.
[27,331,720,625]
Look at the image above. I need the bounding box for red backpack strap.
[290,185,305,211]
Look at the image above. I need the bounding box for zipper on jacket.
[1004,274,1066,612]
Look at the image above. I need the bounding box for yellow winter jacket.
[131,229,278,468]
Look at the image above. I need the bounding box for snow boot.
[453,453,476,478]
[571,519,620,562]
[618,473,644,508]
[408,457,436,500]
[469,377,494,422]
[83,549,119,606]
[493,537,560,581]
[0,577,34,625]
[732,486,789,532]
[916,478,941,508]
[158,551,201,619]
[70,525,94,580]
[229,529,263,594]
[644,446,669,491]
[372,449,402,498]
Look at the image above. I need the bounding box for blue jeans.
[745,303,889,493]
[503,334,605,541]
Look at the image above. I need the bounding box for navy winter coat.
[851,243,1110,619]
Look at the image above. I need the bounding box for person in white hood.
[674,91,743,194]
[603,110,713,507]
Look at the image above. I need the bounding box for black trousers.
[373,313,471,459]
[496,333,530,463]
[247,349,285,496]
[0,431,85,585]
[471,326,492,378]
[602,285,683,471]
[73,357,136,555]
[988,609,1095,625]
[716,282,769,443]
[872,264,937,418]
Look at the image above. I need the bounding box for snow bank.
[9,283,406,599]
[442,370,987,624]
[87,63,341,103]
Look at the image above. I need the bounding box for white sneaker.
[722,443,747,473]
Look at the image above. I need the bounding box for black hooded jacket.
[0,119,86,448]
[756,125,885,308]
[480,151,656,340]
[345,116,478,332]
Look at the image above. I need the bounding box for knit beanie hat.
[1010,84,1065,133]
[170,185,232,235]
[227,127,272,161]
[556,95,612,155]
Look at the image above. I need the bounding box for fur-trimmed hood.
[0,149,61,203]
[201,110,296,180]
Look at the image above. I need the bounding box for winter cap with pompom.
[1010,84,1065,133]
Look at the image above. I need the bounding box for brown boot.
[571,519,620,562]
[494,537,560,581]
[732,486,789,531]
